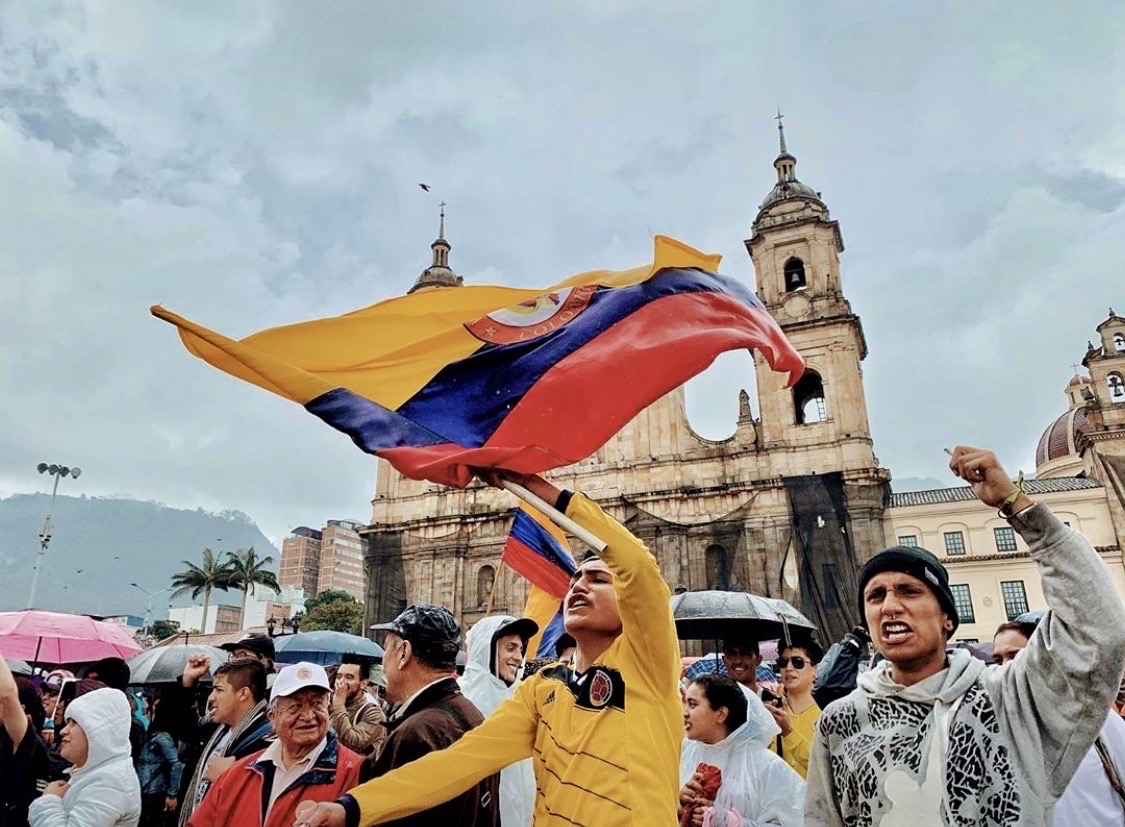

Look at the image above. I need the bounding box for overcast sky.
[2,1,1123,544]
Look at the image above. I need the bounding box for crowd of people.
[2,445,1125,826]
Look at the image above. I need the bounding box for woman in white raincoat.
[460,614,539,827]
[680,674,805,827]
[30,687,142,827]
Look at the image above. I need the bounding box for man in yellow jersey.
[297,471,682,827]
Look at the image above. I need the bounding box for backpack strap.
[1093,736,1125,810]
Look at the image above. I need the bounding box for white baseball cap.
[270,661,330,702]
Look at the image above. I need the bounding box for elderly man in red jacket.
[188,662,362,827]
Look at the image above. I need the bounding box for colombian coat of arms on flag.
[152,235,803,487]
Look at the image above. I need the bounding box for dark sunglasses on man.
[776,656,809,670]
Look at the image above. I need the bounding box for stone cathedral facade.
[361,129,892,644]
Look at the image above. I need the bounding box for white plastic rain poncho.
[29,687,142,827]
[460,615,537,827]
[680,688,805,827]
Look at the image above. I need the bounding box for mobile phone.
[761,687,780,704]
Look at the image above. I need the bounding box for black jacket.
[351,678,499,827]
[0,728,50,827]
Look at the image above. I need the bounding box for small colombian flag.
[503,506,576,659]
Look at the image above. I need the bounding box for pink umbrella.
[0,610,142,664]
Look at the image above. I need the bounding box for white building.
[168,585,307,634]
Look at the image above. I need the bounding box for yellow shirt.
[779,700,821,779]
[344,493,682,826]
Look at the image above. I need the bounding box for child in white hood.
[680,674,806,826]
[30,687,142,827]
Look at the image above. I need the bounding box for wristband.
[998,471,1024,516]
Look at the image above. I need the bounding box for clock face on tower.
[782,292,811,321]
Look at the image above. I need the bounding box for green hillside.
[0,493,277,617]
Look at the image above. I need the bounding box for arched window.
[783,257,807,292]
[1109,372,1125,403]
[793,370,828,424]
[704,545,730,590]
[1114,333,1125,353]
[476,565,496,608]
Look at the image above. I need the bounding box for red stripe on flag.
[380,291,800,486]
[502,538,572,599]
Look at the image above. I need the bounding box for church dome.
[760,177,822,210]
[1035,406,1089,468]
[408,206,463,294]
[1067,373,1088,388]
[756,117,826,215]
[411,262,461,292]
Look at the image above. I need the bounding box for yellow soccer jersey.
[342,492,682,826]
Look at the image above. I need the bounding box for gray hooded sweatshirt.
[805,503,1125,827]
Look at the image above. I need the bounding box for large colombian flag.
[151,236,803,487]
[503,506,577,659]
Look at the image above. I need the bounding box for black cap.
[372,605,461,667]
[494,617,539,645]
[857,546,959,634]
[221,632,276,660]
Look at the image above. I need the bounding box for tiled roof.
[889,477,1101,508]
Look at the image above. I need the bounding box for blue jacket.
[136,731,184,797]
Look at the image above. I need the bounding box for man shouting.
[805,446,1125,826]
[298,470,682,827]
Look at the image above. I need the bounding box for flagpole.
[484,567,500,615]
[499,480,608,553]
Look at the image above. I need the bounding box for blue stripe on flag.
[536,610,567,659]
[510,511,577,576]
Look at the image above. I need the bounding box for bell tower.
[742,115,889,641]
[745,115,878,477]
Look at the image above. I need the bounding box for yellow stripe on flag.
[524,585,563,659]
[152,236,723,410]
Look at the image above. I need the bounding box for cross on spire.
[775,108,787,154]
[438,201,447,239]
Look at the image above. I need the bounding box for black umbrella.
[671,590,817,643]
[273,631,384,666]
[125,644,229,686]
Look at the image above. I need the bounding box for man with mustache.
[298,470,681,827]
[188,662,362,827]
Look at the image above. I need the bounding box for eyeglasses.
[776,656,809,670]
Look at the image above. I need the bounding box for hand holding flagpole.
[476,469,607,552]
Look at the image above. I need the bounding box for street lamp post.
[131,582,173,634]
[27,463,82,610]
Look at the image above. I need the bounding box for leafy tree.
[300,591,364,635]
[225,547,280,626]
[170,548,234,632]
[304,589,354,613]
[148,619,180,640]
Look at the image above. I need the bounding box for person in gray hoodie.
[29,687,142,827]
[805,445,1125,827]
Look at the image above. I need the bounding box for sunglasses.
[776,656,809,670]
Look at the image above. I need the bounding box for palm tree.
[225,547,281,627]
[170,548,234,633]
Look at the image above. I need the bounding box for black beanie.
[857,546,959,634]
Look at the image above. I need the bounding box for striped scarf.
[177,699,269,827]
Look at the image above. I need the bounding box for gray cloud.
[1,1,1123,543]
